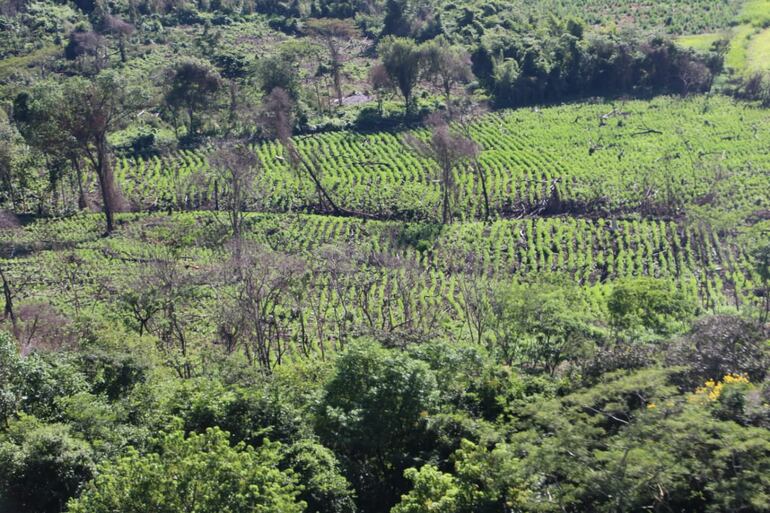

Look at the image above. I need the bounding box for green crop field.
[441,0,744,35]
[111,96,770,225]
[1,209,762,359]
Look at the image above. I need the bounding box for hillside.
[1,1,769,513]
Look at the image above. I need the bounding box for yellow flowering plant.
[691,374,751,403]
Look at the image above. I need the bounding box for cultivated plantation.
[1,0,769,512]
[104,96,770,222]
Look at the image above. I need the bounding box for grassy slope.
[724,0,770,75]
[677,33,725,52]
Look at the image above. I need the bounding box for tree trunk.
[332,64,343,110]
[95,136,119,234]
[474,159,490,222]
[330,42,343,109]
[187,103,197,137]
[441,166,450,225]
[0,166,16,211]
[71,156,88,210]
[404,91,411,116]
[0,266,15,332]
[290,145,342,215]
[444,80,452,116]
[118,38,127,63]
[225,80,238,137]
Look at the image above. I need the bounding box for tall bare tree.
[102,14,135,63]
[406,115,478,224]
[57,72,143,233]
[219,243,305,371]
[421,36,473,114]
[456,106,491,222]
[306,18,359,110]
[261,88,342,215]
[210,143,260,241]
[121,254,200,378]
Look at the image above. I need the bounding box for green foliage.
[317,340,438,510]
[0,332,21,426]
[282,439,357,513]
[67,428,305,513]
[392,465,461,513]
[389,367,770,513]
[163,58,223,137]
[2,3,770,512]
[378,36,423,112]
[608,277,696,337]
[167,379,310,445]
[256,51,300,99]
[493,281,603,373]
[0,415,95,513]
[13,352,90,422]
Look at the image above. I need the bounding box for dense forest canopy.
[1,0,770,512]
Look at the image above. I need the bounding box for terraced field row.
[444,0,745,36]
[114,96,770,222]
[1,213,760,323]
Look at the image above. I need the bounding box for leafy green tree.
[608,277,695,338]
[163,58,223,138]
[420,37,472,114]
[166,379,308,446]
[377,36,423,114]
[256,53,300,100]
[316,340,438,512]
[382,0,409,37]
[391,465,461,513]
[283,439,357,513]
[0,112,25,210]
[67,428,305,513]
[0,331,21,426]
[492,281,601,373]
[13,350,89,422]
[587,399,770,513]
[13,86,87,211]
[0,415,95,513]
